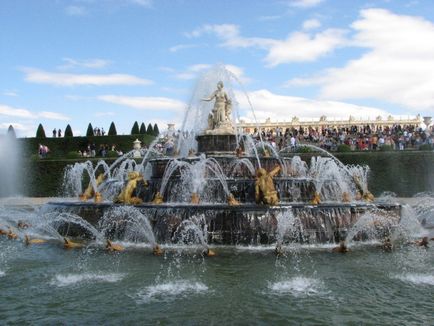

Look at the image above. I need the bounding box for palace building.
[237,114,426,134]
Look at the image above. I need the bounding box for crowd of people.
[77,143,123,158]
[250,124,434,152]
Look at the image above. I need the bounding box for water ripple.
[268,277,326,297]
[135,280,209,303]
[50,273,125,287]
[393,273,434,286]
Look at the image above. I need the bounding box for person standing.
[58,128,62,137]
[53,128,56,137]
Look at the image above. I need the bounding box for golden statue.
[227,193,240,206]
[63,237,83,249]
[153,244,164,256]
[255,165,281,205]
[7,228,18,240]
[203,247,216,257]
[115,171,146,205]
[353,176,375,202]
[79,173,106,201]
[106,239,124,252]
[310,192,321,205]
[152,192,164,204]
[24,235,47,245]
[342,192,351,203]
[191,192,200,204]
[263,149,270,157]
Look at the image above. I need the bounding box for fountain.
[44,65,403,247]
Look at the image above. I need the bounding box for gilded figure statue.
[115,171,146,205]
[255,165,281,205]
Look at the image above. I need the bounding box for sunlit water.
[1,230,433,324]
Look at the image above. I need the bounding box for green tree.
[7,125,16,138]
[139,122,147,135]
[86,123,94,137]
[36,123,46,138]
[153,123,160,136]
[64,124,73,137]
[131,121,140,135]
[108,122,117,136]
[146,123,153,135]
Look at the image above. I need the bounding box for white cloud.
[224,65,252,84]
[0,104,70,121]
[129,0,152,8]
[169,44,198,53]
[22,68,152,86]
[38,111,70,121]
[235,89,391,121]
[264,29,346,66]
[0,122,27,131]
[286,9,434,111]
[97,95,186,112]
[186,24,346,66]
[59,58,111,70]
[289,0,325,8]
[94,111,116,117]
[0,104,33,118]
[302,18,321,30]
[65,5,87,16]
[174,64,212,80]
[2,90,18,97]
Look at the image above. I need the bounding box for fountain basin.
[45,201,401,245]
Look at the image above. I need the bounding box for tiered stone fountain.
[49,70,401,246]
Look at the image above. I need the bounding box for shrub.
[146,123,153,135]
[108,122,117,136]
[66,151,81,159]
[337,144,351,152]
[295,145,312,153]
[7,125,16,138]
[107,150,118,158]
[153,123,160,136]
[36,123,46,138]
[86,123,94,137]
[139,122,147,135]
[419,144,433,151]
[64,124,73,137]
[380,145,394,151]
[131,121,140,135]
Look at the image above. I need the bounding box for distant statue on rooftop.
[202,81,234,134]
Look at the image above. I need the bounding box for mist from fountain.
[0,134,21,197]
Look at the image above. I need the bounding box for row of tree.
[34,122,160,138]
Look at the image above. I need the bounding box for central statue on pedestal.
[202,81,234,135]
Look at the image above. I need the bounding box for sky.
[1,0,434,137]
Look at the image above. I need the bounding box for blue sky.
[1,0,434,137]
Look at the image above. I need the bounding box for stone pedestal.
[196,134,237,154]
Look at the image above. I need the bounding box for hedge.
[18,134,155,159]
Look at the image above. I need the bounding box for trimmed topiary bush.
[108,122,117,136]
[36,123,46,138]
[86,123,94,137]
[64,124,73,137]
[146,123,153,135]
[419,144,433,151]
[295,145,312,153]
[379,145,394,151]
[140,122,147,135]
[131,121,140,135]
[7,125,16,138]
[66,151,81,159]
[107,150,118,158]
[153,123,160,136]
[337,144,351,152]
